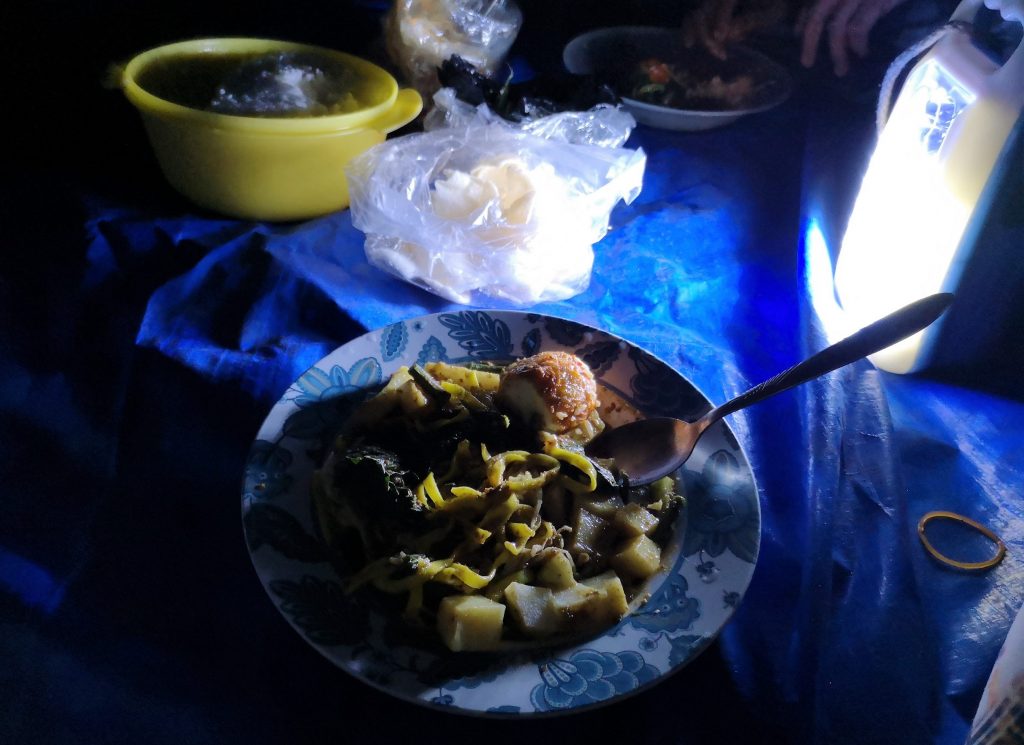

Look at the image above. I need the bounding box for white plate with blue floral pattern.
[242,310,760,715]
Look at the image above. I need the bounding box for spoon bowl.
[587,293,954,484]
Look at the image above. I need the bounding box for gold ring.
[917,510,1006,571]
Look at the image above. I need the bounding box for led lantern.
[834,0,1024,373]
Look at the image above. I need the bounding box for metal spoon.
[586,292,954,485]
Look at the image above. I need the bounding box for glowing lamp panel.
[835,60,976,372]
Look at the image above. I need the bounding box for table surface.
[3,3,1023,743]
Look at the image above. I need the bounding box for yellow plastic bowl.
[121,38,422,221]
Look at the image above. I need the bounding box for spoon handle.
[706,292,954,424]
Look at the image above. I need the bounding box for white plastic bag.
[385,0,522,102]
[346,119,645,306]
[424,87,639,149]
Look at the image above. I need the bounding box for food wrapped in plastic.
[346,122,645,306]
[385,0,522,101]
[424,87,638,149]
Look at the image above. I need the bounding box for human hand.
[682,0,787,59]
[981,0,1024,22]
[796,0,910,76]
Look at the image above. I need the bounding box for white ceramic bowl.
[563,26,793,131]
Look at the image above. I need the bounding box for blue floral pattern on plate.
[530,650,660,711]
[283,359,383,442]
[242,311,760,716]
[521,328,542,358]
[542,317,589,347]
[682,450,759,563]
[416,336,449,365]
[575,341,622,376]
[243,440,293,502]
[629,573,702,632]
[380,322,408,362]
[438,311,514,358]
[290,359,383,407]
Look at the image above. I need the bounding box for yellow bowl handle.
[103,62,128,91]
[364,88,423,134]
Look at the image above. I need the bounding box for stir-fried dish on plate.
[312,351,683,651]
[629,57,760,110]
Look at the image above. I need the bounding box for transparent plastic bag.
[346,120,646,306]
[424,87,639,149]
[385,0,522,102]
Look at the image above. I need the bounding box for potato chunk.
[551,583,601,618]
[570,505,609,557]
[504,583,561,636]
[613,502,660,537]
[611,534,662,580]
[552,578,626,633]
[577,494,625,519]
[537,550,576,590]
[437,595,506,651]
[579,571,630,621]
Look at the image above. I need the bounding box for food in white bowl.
[628,57,759,111]
[563,26,792,131]
[312,352,684,651]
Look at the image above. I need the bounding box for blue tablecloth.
[3,7,1023,743]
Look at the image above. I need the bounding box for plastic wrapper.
[424,87,638,148]
[969,602,1024,742]
[346,118,646,306]
[433,55,622,128]
[385,0,522,102]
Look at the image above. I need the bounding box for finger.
[681,6,710,48]
[705,32,730,59]
[728,18,754,42]
[800,0,845,68]
[847,0,894,57]
[743,0,788,32]
[847,5,883,57]
[713,0,740,40]
[828,0,862,76]
[733,4,778,39]
[681,20,698,49]
[794,5,810,35]
[698,8,730,58]
[984,0,1024,21]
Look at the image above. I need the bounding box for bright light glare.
[803,216,853,345]
[834,60,975,373]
